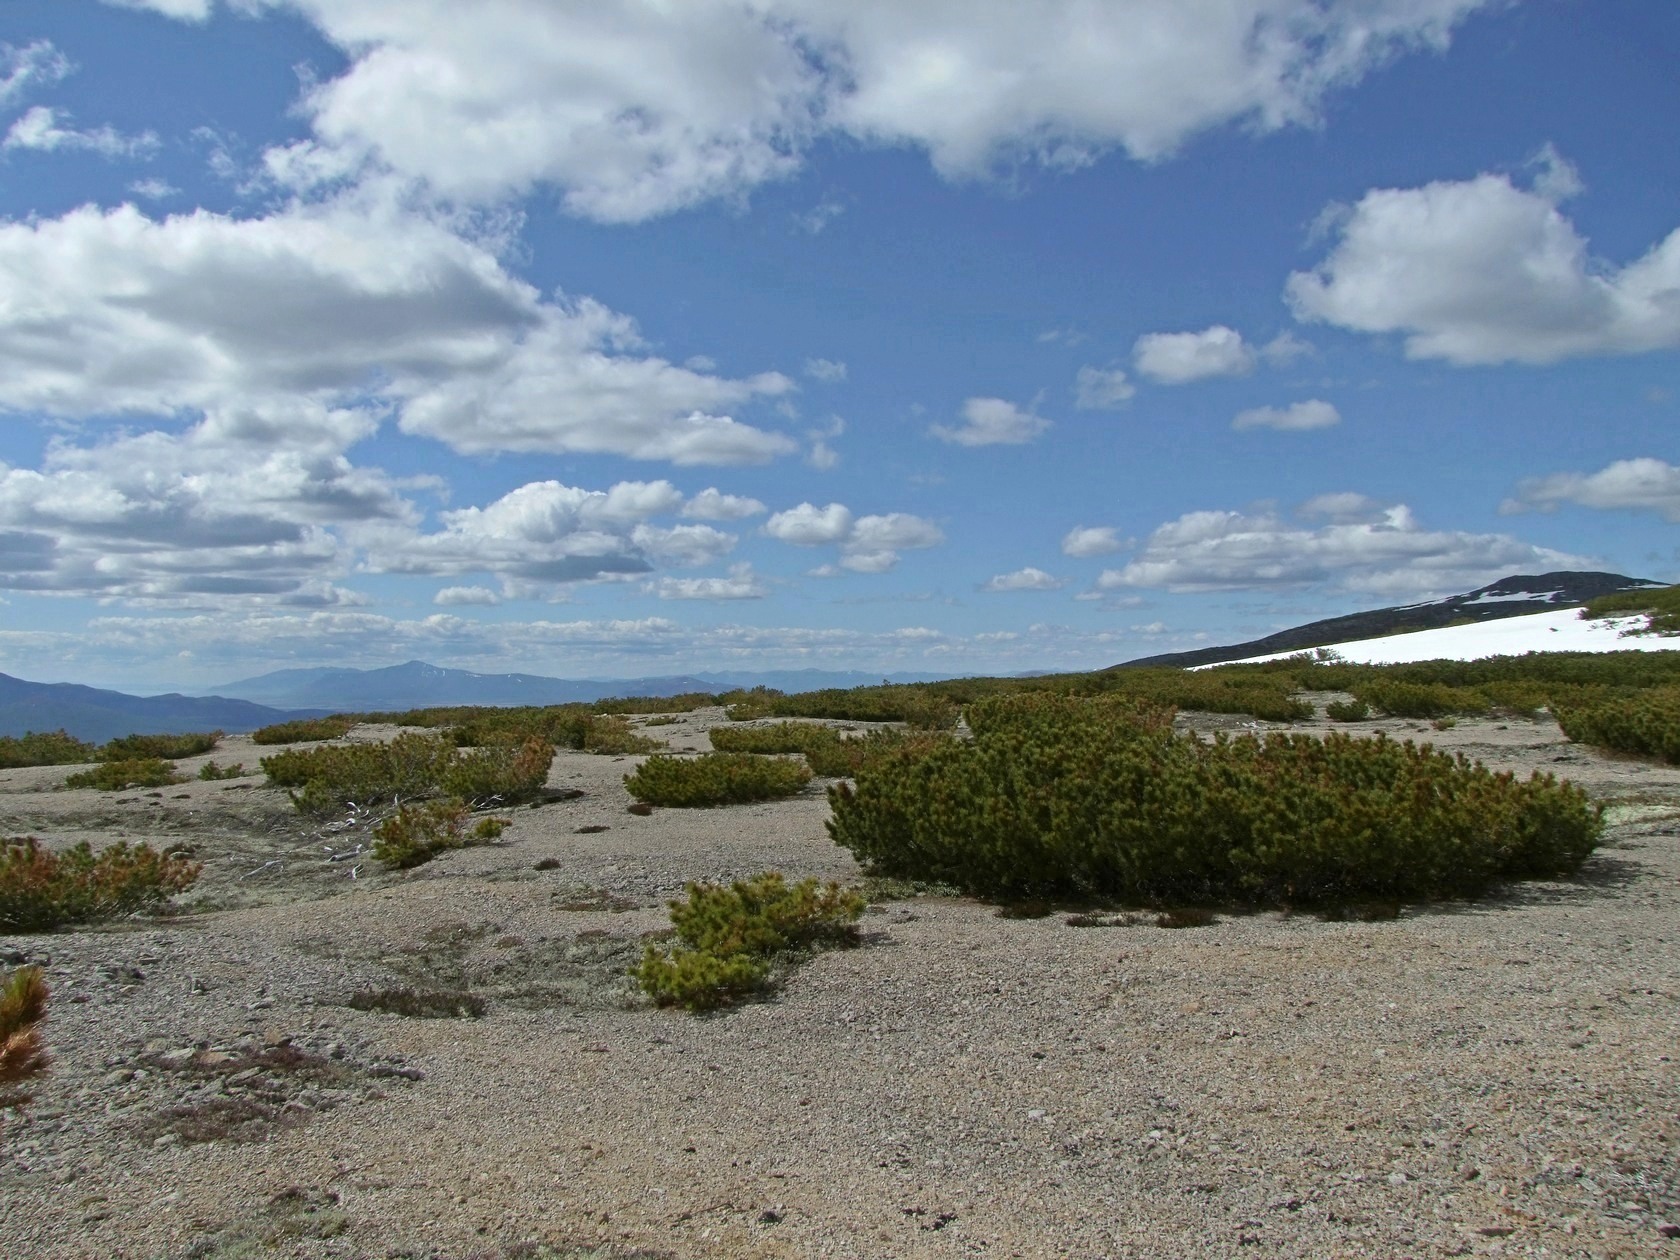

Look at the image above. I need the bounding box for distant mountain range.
[1114,571,1662,670]
[203,662,952,712]
[0,673,325,744]
[5,571,1664,741]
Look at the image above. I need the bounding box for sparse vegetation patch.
[99,731,220,760]
[64,758,184,791]
[624,751,812,807]
[0,837,201,931]
[251,715,358,744]
[635,872,864,1011]
[0,730,97,769]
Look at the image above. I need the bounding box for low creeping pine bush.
[64,758,184,791]
[99,731,220,761]
[1553,687,1680,764]
[1324,698,1370,721]
[623,752,812,807]
[371,800,510,869]
[1351,681,1489,720]
[0,837,201,931]
[250,715,357,745]
[0,730,97,769]
[826,692,1602,909]
[635,872,865,1011]
[443,706,660,755]
[708,722,838,757]
[196,760,246,781]
[262,733,553,816]
[1,966,50,1119]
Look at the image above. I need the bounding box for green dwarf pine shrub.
[0,837,201,931]
[1324,699,1370,721]
[1553,687,1680,764]
[196,760,246,781]
[0,731,98,770]
[802,728,951,778]
[373,800,465,868]
[261,732,457,815]
[1,966,50,1116]
[623,752,813,807]
[441,736,555,804]
[635,873,865,1011]
[250,715,358,745]
[1353,681,1489,720]
[64,758,184,791]
[708,722,839,757]
[827,693,1601,907]
[99,731,220,760]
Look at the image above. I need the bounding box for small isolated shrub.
[624,752,812,807]
[0,837,201,931]
[251,715,357,745]
[1554,687,1680,764]
[580,716,663,755]
[197,760,246,781]
[635,873,864,1011]
[1155,908,1217,929]
[64,758,183,791]
[1355,681,1487,720]
[1,966,50,1115]
[442,736,555,805]
[0,731,97,770]
[473,816,510,841]
[709,722,837,757]
[345,987,486,1019]
[100,731,220,760]
[263,733,466,816]
[1432,717,1458,731]
[1324,698,1370,722]
[372,800,475,868]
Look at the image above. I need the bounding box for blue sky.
[0,0,1675,689]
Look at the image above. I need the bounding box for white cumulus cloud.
[1061,526,1124,557]
[764,501,854,546]
[765,501,942,572]
[118,2,1494,222]
[1288,159,1680,365]
[982,567,1066,592]
[434,585,500,606]
[1502,457,1680,523]
[0,40,71,107]
[0,200,794,466]
[1073,365,1135,410]
[651,563,769,600]
[1133,325,1256,384]
[931,397,1050,447]
[1096,500,1586,598]
[3,105,158,158]
[682,488,767,521]
[1231,399,1341,431]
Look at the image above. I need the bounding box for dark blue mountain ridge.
[207,661,954,711]
[0,672,327,743]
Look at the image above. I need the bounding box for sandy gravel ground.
[2,703,1679,1259]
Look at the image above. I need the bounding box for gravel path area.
[3,705,1678,1258]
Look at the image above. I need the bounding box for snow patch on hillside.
[1201,609,1674,669]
